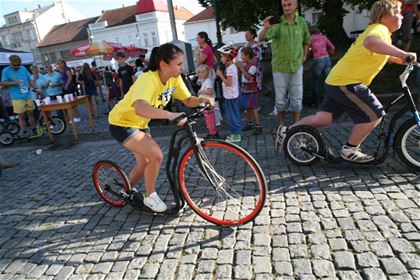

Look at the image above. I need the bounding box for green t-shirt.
[265,15,310,73]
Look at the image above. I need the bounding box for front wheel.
[92,160,130,207]
[395,118,420,171]
[0,132,14,146]
[5,122,20,135]
[178,140,267,226]
[284,125,326,166]
[49,117,66,135]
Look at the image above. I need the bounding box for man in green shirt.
[259,0,310,126]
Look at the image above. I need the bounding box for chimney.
[38,4,41,9]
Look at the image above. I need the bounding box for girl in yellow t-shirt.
[108,43,214,213]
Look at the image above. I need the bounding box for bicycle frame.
[368,64,420,164]
[165,112,217,214]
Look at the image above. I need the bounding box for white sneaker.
[143,192,168,212]
[73,117,81,123]
[340,145,374,163]
[269,108,278,116]
[274,125,287,152]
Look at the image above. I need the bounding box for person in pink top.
[195,32,216,69]
[309,26,335,107]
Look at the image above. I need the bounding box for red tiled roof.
[135,0,167,14]
[184,6,214,24]
[97,5,137,27]
[37,17,98,47]
[135,0,193,20]
[174,6,194,20]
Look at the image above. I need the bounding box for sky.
[0,0,205,25]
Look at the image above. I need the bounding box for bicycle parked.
[0,108,66,145]
[282,62,420,171]
[92,105,267,226]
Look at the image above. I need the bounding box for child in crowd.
[197,64,218,139]
[236,47,262,135]
[216,45,242,143]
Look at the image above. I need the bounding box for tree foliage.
[197,0,379,46]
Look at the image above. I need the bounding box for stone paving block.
[215,264,232,279]
[381,258,408,275]
[310,244,331,260]
[333,251,356,270]
[336,271,363,280]
[234,265,253,279]
[389,238,416,253]
[362,268,387,280]
[312,260,335,278]
[356,252,380,268]
[292,258,312,276]
[254,256,272,273]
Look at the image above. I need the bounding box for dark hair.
[309,25,320,35]
[197,31,215,53]
[241,46,254,59]
[135,58,144,68]
[144,43,183,72]
[81,63,94,81]
[116,52,126,59]
[247,29,257,38]
[105,66,109,71]
[91,61,97,67]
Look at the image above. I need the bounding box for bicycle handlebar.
[169,103,211,125]
[399,56,419,87]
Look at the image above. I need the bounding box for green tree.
[197,0,276,31]
[197,0,377,46]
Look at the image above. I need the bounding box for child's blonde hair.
[197,64,215,82]
[369,0,401,24]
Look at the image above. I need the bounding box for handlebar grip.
[169,113,186,125]
[405,55,415,63]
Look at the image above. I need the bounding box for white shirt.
[222,64,239,99]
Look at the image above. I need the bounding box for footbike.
[282,61,420,171]
[0,109,66,145]
[92,105,267,226]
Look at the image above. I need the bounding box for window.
[7,16,17,25]
[151,31,158,45]
[43,54,49,61]
[26,29,36,41]
[11,32,22,48]
[60,50,71,60]
[49,52,57,62]
[143,32,150,47]
[312,12,322,25]
[0,36,8,47]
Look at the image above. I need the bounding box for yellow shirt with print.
[109,71,191,129]
[326,23,391,86]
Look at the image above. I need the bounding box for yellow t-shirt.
[109,71,191,129]
[326,23,391,86]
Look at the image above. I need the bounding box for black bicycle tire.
[49,117,66,135]
[0,132,14,146]
[395,118,420,171]
[92,160,130,207]
[5,122,20,135]
[284,125,325,166]
[177,139,267,226]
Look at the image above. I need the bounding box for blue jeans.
[224,98,242,134]
[312,56,332,106]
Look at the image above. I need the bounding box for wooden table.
[40,95,94,141]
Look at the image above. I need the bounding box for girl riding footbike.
[108,43,214,213]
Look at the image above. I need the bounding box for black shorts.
[109,124,149,144]
[321,84,386,124]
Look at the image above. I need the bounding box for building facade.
[0,1,84,63]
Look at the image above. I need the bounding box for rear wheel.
[395,119,420,171]
[178,140,267,226]
[284,125,325,166]
[49,117,66,135]
[92,160,130,207]
[0,132,14,146]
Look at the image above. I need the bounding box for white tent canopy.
[0,48,34,65]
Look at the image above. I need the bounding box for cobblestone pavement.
[1,98,419,280]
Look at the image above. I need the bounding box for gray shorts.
[321,84,385,124]
[272,67,303,112]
